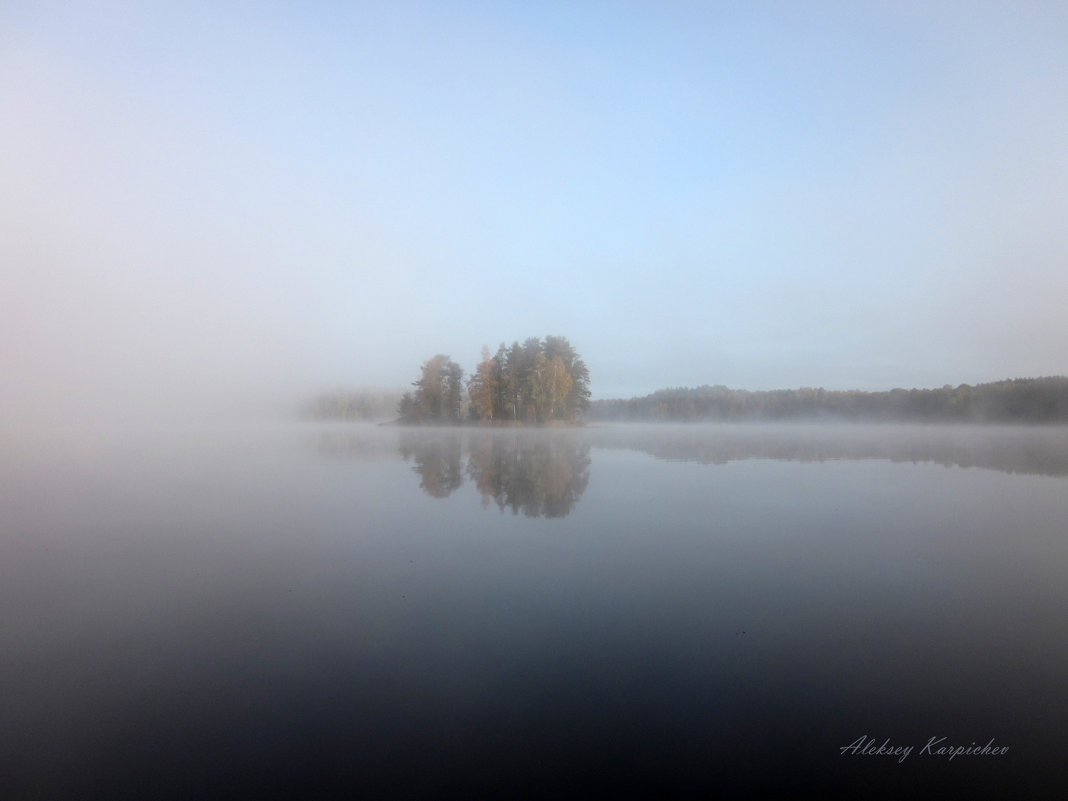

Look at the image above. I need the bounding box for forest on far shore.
[588,377,1068,423]
[310,376,1068,424]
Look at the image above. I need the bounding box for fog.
[4,2,1068,440]
[3,418,1066,797]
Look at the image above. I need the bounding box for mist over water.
[2,422,1066,798]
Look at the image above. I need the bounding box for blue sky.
[3,1,1067,421]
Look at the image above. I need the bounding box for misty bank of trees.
[308,373,1068,426]
[310,389,405,421]
[398,336,591,425]
[589,377,1068,423]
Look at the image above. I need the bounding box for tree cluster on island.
[397,336,591,425]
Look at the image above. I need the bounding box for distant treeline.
[589,377,1068,423]
[310,389,406,421]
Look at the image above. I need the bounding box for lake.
[2,422,1066,799]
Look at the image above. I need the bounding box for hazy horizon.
[4,2,1068,428]
[320,371,1068,399]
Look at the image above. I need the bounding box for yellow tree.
[532,353,572,421]
[545,355,573,421]
[467,345,498,420]
[413,354,464,422]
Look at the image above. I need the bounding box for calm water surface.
[2,423,1066,799]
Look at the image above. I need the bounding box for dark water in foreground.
[2,423,1067,799]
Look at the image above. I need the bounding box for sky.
[3,0,1067,425]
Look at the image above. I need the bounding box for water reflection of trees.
[393,431,591,515]
[314,424,1068,497]
[466,435,590,517]
[399,434,465,498]
[586,424,1068,477]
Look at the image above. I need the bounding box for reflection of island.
[399,434,464,498]
[313,424,1068,490]
[396,431,590,516]
[466,435,590,517]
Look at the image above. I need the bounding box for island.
[397,336,591,425]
